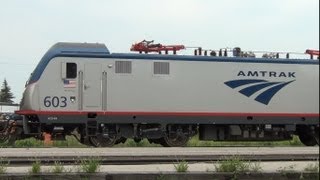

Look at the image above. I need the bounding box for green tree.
[0,79,15,103]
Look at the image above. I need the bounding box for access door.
[83,63,102,110]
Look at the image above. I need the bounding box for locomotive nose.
[18,82,38,111]
[19,95,25,109]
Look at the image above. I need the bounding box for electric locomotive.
[13,42,319,147]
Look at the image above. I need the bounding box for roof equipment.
[130,40,185,54]
[305,49,320,59]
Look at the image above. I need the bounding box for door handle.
[84,84,90,90]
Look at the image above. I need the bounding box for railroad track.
[0,147,318,165]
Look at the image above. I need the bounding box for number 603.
[43,96,67,108]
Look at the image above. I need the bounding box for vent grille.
[115,61,132,74]
[154,62,170,75]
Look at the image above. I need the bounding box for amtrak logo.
[224,79,295,105]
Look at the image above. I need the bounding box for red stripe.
[15,110,320,117]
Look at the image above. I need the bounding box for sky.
[0,0,319,103]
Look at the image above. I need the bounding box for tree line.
[0,79,15,103]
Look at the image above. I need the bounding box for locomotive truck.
[10,42,319,147]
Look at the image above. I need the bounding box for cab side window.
[66,63,77,79]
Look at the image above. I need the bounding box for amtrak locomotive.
[13,42,319,147]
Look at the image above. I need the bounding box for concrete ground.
[1,147,318,179]
[4,161,319,173]
[1,161,319,180]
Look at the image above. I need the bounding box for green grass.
[0,159,9,174]
[115,138,161,147]
[79,158,101,173]
[187,135,303,147]
[29,160,41,174]
[304,162,319,172]
[250,161,262,172]
[0,135,305,148]
[173,160,189,172]
[277,164,297,176]
[1,136,86,148]
[156,174,168,180]
[215,156,250,173]
[52,161,64,173]
[214,157,262,180]
[52,136,86,147]
[14,138,44,148]
[215,156,262,173]
[113,135,304,147]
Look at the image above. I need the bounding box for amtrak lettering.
[225,70,296,105]
[237,71,296,78]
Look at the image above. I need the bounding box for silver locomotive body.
[16,42,319,147]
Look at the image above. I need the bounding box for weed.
[122,139,140,147]
[64,167,74,173]
[250,161,262,172]
[80,158,101,173]
[53,136,86,147]
[289,136,303,146]
[0,159,9,174]
[174,160,189,172]
[187,135,304,147]
[115,138,161,147]
[304,162,319,172]
[15,138,43,148]
[277,164,297,175]
[156,174,167,180]
[29,161,41,174]
[0,134,306,148]
[52,161,64,173]
[215,156,250,173]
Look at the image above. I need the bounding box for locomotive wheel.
[161,133,189,147]
[299,133,317,146]
[89,134,117,147]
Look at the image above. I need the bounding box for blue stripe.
[29,43,110,84]
[28,42,319,84]
[108,53,319,65]
[224,79,267,88]
[239,82,281,97]
[255,80,295,105]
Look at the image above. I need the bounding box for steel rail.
[0,147,318,165]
